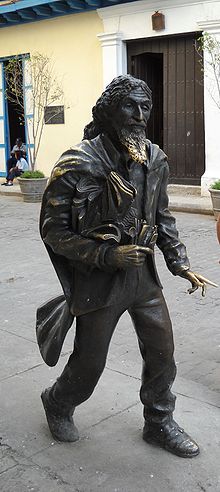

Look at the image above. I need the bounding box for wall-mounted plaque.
[44,105,64,124]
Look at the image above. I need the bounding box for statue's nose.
[134,105,144,120]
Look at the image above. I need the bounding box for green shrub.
[210,180,220,190]
[21,170,45,179]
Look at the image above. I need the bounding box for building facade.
[0,0,220,194]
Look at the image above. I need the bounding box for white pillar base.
[197,21,220,196]
[97,32,127,88]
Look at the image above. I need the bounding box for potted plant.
[18,170,47,203]
[5,52,66,202]
[209,180,220,220]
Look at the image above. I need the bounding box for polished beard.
[119,127,147,164]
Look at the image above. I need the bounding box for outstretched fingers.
[193,273,218,288]
[187,285,199,295]
[186,271,217,297]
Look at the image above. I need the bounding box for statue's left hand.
[180,270,218,297]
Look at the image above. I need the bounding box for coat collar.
[49,133,167,183]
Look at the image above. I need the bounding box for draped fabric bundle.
[36,295,74,366]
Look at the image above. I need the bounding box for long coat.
[37,134,190,366]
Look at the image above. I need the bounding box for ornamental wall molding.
[197,19,220,30]
[98,0,220,19]
[97,32,124,47]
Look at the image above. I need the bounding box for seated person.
[3,150,29,186]
[5,137,26,175]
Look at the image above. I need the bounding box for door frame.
[0,59,9,177]
[0,53,30,176]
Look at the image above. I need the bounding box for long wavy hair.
[83,75,152,140]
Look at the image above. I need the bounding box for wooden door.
[127,33,205,185]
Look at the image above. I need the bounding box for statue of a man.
[37,75,215,458]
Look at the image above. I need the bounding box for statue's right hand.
[105,245,153,269]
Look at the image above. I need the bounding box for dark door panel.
[131,52,163,148]
[127,33,205,185]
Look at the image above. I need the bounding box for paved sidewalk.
[0,195,219,492]
[0,182,22,198]
[169,193,213,215]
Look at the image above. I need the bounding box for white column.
[197,21,220,195]
[97,32,127,88]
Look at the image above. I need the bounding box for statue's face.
[110,87,152,135]
[107,86,152,163]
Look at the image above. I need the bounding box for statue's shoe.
[143,419,199,458]
[41,388,79,442]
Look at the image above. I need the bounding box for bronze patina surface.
[37,75,216,457]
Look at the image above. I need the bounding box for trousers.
[6,156,17,174]
[7,168,23,182]
[51,262,177,423]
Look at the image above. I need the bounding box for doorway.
[0,57,26,176]
[132,52,163,149]
[127,33,205,185]
[4,58,26,156]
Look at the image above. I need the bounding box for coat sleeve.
[156,161,190,276]
[40,171,110,270]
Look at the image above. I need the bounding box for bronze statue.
[37,75,217,458]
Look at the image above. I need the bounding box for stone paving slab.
[0,197,220,492]
[0,360,140,457]
[30,398,220,492]
[0,331,41,381]
[0,364,220,492]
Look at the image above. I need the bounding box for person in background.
[3,150,29,186]
[1,137,26,185]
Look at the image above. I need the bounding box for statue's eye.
[142,104,150,111]
[124,102,133,109]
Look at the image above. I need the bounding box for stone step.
[0,182,22,197]
[169,194,213,216]
[168,184,201,196]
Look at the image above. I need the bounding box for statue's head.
[84,75,152,163]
